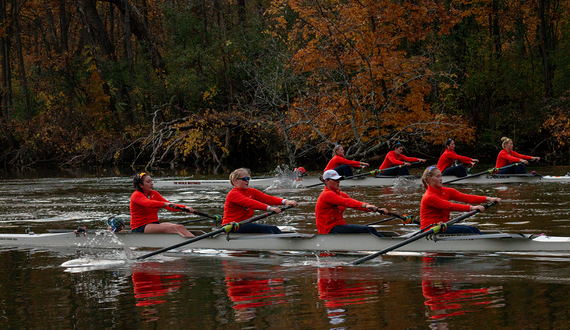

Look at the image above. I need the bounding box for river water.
[1,166,570,329]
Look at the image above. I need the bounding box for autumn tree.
[268,0,476,163]
[433,0,570,156]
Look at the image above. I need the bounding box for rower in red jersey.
[496,137,540,174]
[315,170,387,237]
[420,166,501,234]
[323,145,369,177]
[130,173,195,237]
[437,138,479,177]
[378,142,426,176]
[222,168,297,234]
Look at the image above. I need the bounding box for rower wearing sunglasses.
[222,168,298,234]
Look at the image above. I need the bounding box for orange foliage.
[544,109,570,148]
[270,0,476,154]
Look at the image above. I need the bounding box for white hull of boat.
[2,231,570,254]
[153,173,570,189]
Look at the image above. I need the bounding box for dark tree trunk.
[538,0,553,96]
[0,0,18,149]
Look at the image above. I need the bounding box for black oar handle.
[376,210,414,223]
[351,201,498,265]
[173,205,222,224]
[136,205,294,260]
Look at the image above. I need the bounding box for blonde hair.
[229,168,251,186]
[333,144,342,157]
[501,137,512,149]
[421,165,439,189]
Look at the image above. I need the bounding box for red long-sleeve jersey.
[379,151,418,169]
[130,190,183,230]
[315,186,368,234]
[495,149,532,168]
[420,185,486,230]
[324,155,361,172]
[437,149,473,172]
[222,187,284,225]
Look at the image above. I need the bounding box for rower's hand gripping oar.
[173,205,223,226]
[135,205,294,260]
[350,201,498,265]
[304,161,422,188]
[443,163,521,184]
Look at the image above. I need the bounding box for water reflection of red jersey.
[422,257,494,320]
[222,261,287,309]
[317,267,377,308]
[131,263,183,307]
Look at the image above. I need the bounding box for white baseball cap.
[323,170,342,181]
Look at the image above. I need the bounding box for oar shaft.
[305,161,422,188]
[135,226,226,260]
[352,229,435,265]
[136,205,293,260]
[443,163,520,184]
[365,217,396,226]
[351,202,498,265]
[177,217,209,225]
[173,205,222,222]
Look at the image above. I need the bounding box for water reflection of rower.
[131,261,184,322]
[317,266,378,308]
[317,266,380,327]
[421,256,504,323]
[222,260,288,322]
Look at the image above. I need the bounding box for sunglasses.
[237,177,250,182]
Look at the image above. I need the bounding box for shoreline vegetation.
[1,1,570,172]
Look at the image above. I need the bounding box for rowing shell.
[2,230,570,254]
[153,173,570,189]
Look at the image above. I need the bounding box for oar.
[350,201,498,265]
[365,215,420,226]
[365,210,417,226]
[366,217,397,226]
[173,205,223,225]
[135,205,294,260]
[376,210,415,223]
[443,163,521,184]
[305,162,421,188]
[177,217,209,225]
